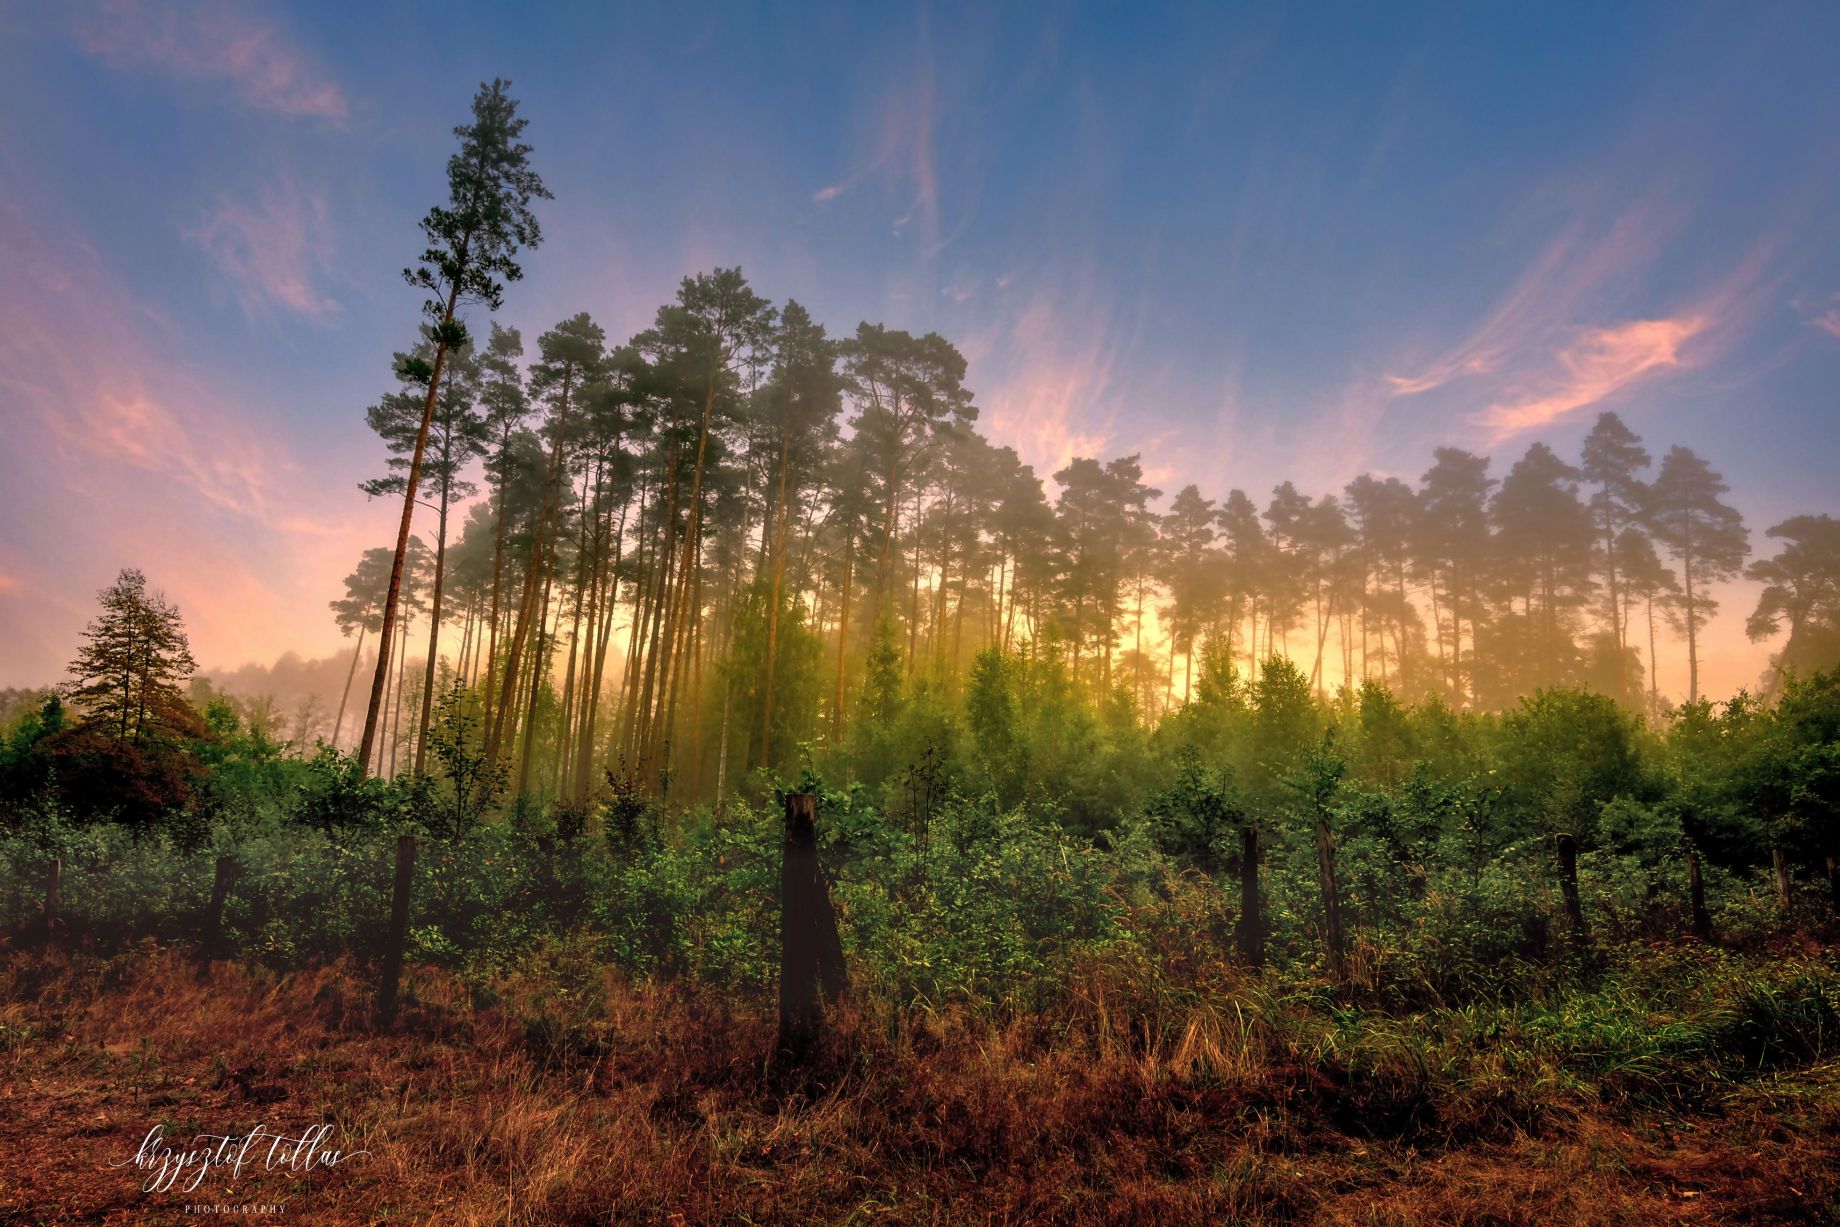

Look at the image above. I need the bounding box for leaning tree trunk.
[359,283,463,774]
[330,621,367,752]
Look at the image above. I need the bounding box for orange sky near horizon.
[1,1,1831,710]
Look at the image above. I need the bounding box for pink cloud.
[73,0,347,120]
[1385,352,1497,396]
[186,185,339,319]
[1473,315,1705,439]
[810,13,943,251]
[968,281,1121,481]
[1385,190,1681,399]
[1807,296,1840,338]
[0,196,384,685]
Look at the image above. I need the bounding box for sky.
[1,0,1837,699]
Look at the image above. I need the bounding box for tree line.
[323,81,1838,810]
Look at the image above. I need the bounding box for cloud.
[1385,352,1498,397]
[186,185,339,319]
[1472,316,1705,438]
[1380,184,1784,446]
[1385,191,1680,400]
[0,194,380,684]
[73,0,347,120]
[811,11,944,251]
[963,277,1126,481]
[1804,295,1840,339]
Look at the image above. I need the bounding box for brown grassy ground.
[0,947,1835,1225]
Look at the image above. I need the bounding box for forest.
[4,79,1840,1225]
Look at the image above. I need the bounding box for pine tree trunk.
[832,535,854,743]
[360,283,462,774]
[413,474,453,777]
[331,623,366,753]
[489,367,577,764]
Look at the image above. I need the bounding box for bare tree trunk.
[760,430,792,770]
[1315,819,1346,982]
[414,476,453,776]
[360,284,462,773]
[331,623,367,752]
[1556,833,1588,948]
[518,531,561,797]
[489,368,577,765]
[1687,850,1712,942]
[832,535,854,743]
[1237,827,1263,968]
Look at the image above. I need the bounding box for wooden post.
[43,857,61,946]
[1772,848,1792,911]
[377,835,416,1028]
[203,856,235,958]
[778,793,846,1057]
[1556,833,1588,947]
[1314,819,1346,983]
[1237,826,1264,969]
[1687,849,1712,943]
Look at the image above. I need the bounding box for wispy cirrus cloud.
[73,0,347,120]
[186,184,340,320]
[0,192,378,683]
[812,11,944,251]
[1802,294,1840,339]
[1472,315,1705,438]
[960,273,1129,482]
[1385,190,1682,401]
[1378,181,1786,443]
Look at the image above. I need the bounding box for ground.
[1,948,1836,1225]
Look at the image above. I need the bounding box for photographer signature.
[110,1123,369,1194]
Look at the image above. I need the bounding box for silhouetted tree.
[360,78,550,775]
[1748,514,1840,677]
[65,568,198,749]
[1649,446,1748,703]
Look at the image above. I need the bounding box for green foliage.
[405,78,551,319]
[1494,688,1654,843]
[713,577,825,774]
[1141,744,1244,875]
[963,647,1025,807]
[424,683,505,841]
[294,745,393,839]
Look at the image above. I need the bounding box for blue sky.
[2,0,1837,693]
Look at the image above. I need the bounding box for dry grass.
[0,946,1836,1225]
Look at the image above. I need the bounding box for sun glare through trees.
[4,6,1840,1222]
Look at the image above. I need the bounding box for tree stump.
[1237,826,1264,969]
[778,793,847,1058]
[203,856,236,959]
[42,857,61,948]
[1687,849,1713,942]
[377,835,416,1028]
[1556,833,1589,948]
[1315,819,1346,983]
